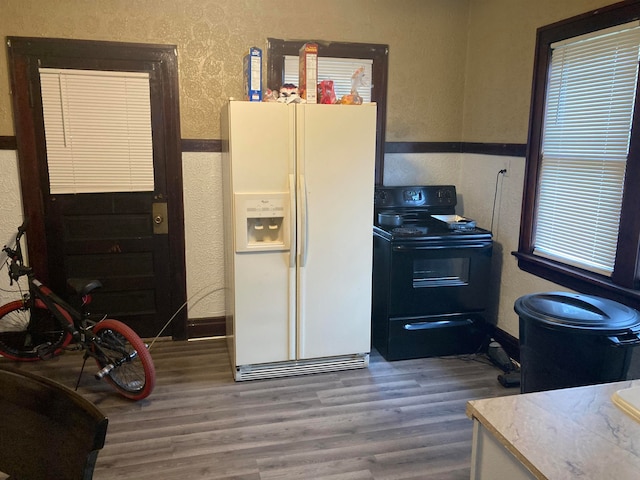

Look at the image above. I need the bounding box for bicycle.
[0,223,155,400]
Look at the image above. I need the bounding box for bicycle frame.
[5,225,84,339]
[6,234,115,361]
[30,277,83,339]
[2,224,156,400]
[32,277,130,361]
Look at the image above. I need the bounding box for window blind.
[39,68,154,194]
[534,21,640,276]
[284,56,373,102]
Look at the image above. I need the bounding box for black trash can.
[515,292,640,394]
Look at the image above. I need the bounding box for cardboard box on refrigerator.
[298,43,318,103]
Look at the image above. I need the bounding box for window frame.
[267,38,388,185]
[515,0,640,310]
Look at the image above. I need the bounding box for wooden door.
[45,192,172,339]
[8,38,187,339]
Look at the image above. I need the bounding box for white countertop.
[467,380,640,479]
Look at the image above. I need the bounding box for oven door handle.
[393,243,491,251]
[404,318,474,330]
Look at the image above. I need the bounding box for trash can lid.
[514,291,640,333]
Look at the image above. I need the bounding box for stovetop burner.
[391,227,424,236]
[377,222,490,241]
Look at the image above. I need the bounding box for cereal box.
[299,43,318,104]
[244,47,262,101]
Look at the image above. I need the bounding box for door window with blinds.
[534,21,640,276]
[39,68,154,194]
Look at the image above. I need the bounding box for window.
[40,68,154,194]
[283,56,373,103]
[515,2,640,309]
[267,39,388,184]
[535,23,640,275]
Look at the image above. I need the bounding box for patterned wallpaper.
[2,0,621,144]
[0,0,469,141]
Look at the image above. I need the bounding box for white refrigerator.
[221,100,377,381]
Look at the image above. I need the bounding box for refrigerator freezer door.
[296,103,376,359]
[234,252,293,365]
[227,102,293,194]
[225,101,296,366]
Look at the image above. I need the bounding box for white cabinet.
[470,421,537,480]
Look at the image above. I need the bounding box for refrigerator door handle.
[288,174,296,268]
[299,174,308,267]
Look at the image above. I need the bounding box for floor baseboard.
[491,327,520,362]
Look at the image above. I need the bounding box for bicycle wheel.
[92,319,155,400]
[0,299,74,361]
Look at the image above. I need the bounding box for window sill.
[512,251,640,310]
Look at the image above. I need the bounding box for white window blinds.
[534,21,640,276]
[284,56,373,102]
[39,68,154,194]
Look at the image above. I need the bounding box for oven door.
[388,240,493,317]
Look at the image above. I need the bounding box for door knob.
[154,215,163,224]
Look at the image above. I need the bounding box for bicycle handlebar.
[2,223,31,282]
[0,235,18,268]
[2,222,26,252]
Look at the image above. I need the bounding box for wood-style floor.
[1,337,519,479]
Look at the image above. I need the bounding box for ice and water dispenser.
[234,193,290,252]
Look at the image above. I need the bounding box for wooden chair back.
[0,365,108,480]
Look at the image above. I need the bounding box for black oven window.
[413,258,470,288]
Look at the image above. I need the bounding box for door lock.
[152,202,168,234]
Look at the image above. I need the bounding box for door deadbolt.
[152,202,168,234]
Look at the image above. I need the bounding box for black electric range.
[371,185,493,360]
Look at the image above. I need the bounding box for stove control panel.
[374,185,457,208]
[403,189,424,202]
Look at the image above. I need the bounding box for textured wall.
[462,0,619,143]
[0,0,470,142]
[182,152,225,319]
[0,151,25,307]
[383,153,461,186]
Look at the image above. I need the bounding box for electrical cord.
[490,169,507,233]
[147,284,225,350]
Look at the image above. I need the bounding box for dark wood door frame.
[7,37,188,340]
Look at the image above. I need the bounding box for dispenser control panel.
[244,198,286,218]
